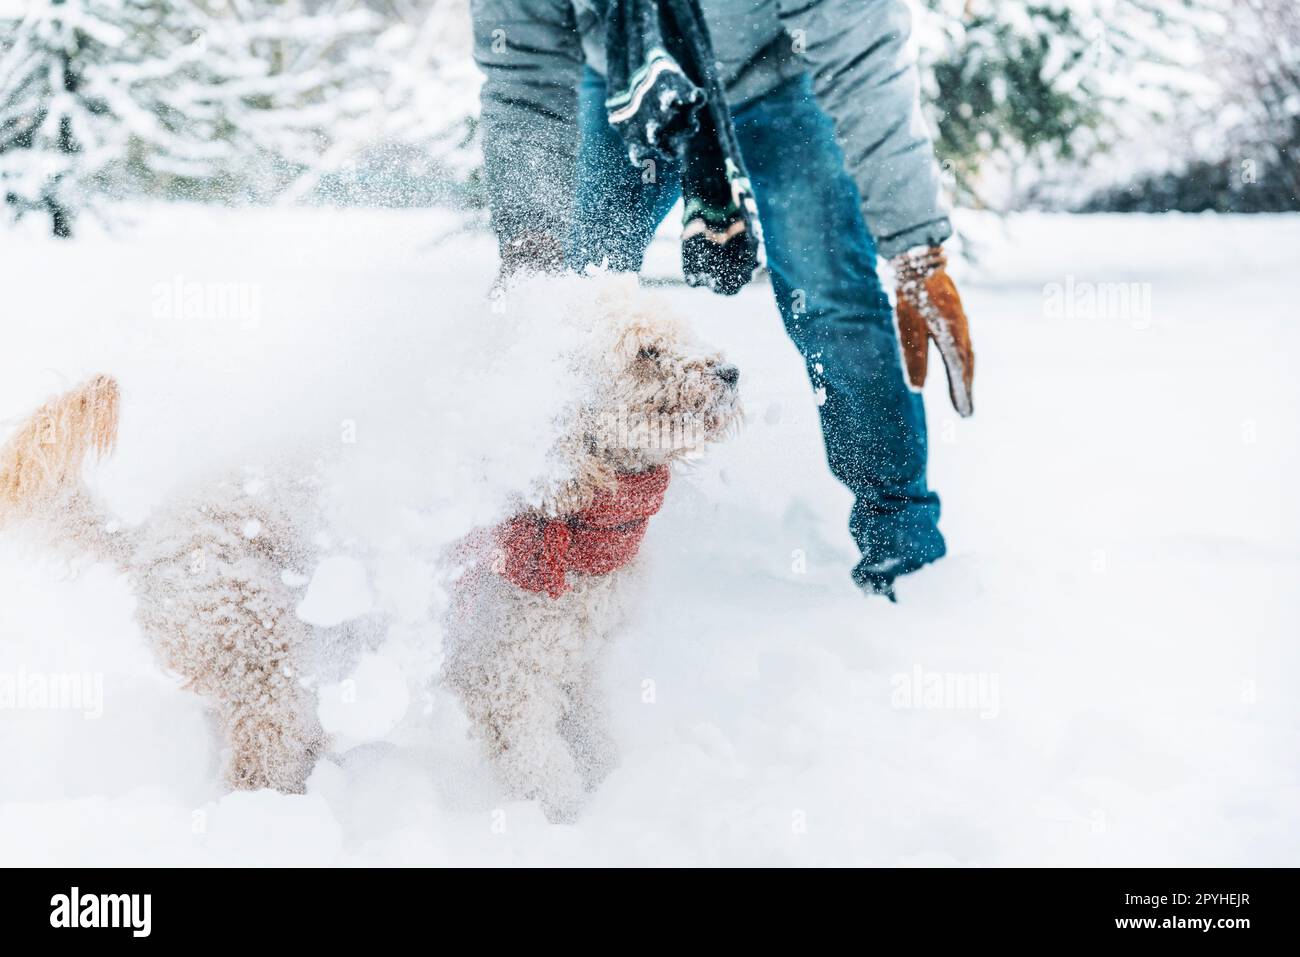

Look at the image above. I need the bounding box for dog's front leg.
[559,667,617,793]
[485,679,589,824]
[137,558,326,795]
[219,682,325,794]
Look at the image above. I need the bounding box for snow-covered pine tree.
[378,0,482,192]
[281,0,483,207]
[0,0,388,234]
[1206,0,1300,208]
[72,0,261,204]
[0,0,131,237]
[913,0,1215,208]
[1103,0,1300,211]
[180,0,387,202]
[90,0,390,204]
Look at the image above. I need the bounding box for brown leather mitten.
[892,245,975,417]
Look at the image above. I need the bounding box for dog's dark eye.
[637,347,660,362]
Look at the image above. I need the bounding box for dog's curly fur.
[443,278,741,821]
[128,476,328,792]
[0,378,327,792]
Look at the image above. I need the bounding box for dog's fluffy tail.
[0,375,130,563]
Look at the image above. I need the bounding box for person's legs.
[568,67,682,271]
[732,75,945,590]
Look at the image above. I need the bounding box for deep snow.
[1,207,1296,866]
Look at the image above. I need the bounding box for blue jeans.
[568,68,944,585]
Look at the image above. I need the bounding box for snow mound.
[297,557,373,627]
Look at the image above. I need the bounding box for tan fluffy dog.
[0,376,328,792]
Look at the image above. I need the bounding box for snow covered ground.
[1,207,1297,866]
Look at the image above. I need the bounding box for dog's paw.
[539,792,585,825]
[223,713,326,794]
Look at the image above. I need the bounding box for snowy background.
[2,0,1296,230]
[1,208,1296,865]
[1,0,1297,865]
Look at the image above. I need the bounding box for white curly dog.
[443,280,741,821]
[0,279,739,821]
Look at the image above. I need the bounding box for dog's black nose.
[715,364,740,387]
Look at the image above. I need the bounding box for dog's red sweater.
[497,466,671,599]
